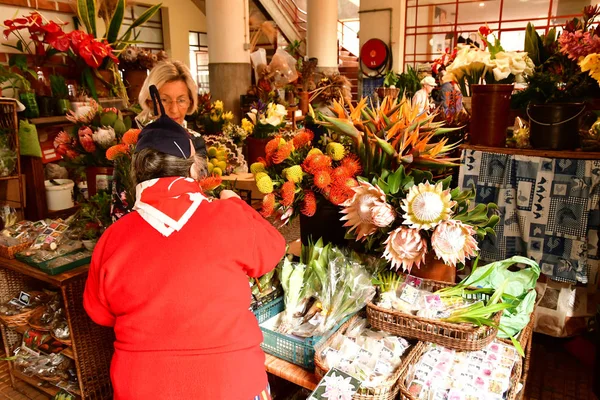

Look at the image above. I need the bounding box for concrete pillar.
[206,0,251,120]
[307,0,339,71]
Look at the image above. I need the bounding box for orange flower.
[313,170,332,189]
[272,141,295,164]
[331,166,351,183]
[106,144,129,161]
[292,128,314,148]
[122,129,141,145]
[265,136,282,155]
[198,175,222,191]
[303,154,333,174]
[341,155,362,176]
[280,180,296,206]
[329,184,351,205]
[301,190,317,217]
[343,177,359,189]
[261,193,276,217]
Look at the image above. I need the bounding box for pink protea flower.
[383,227,428,272]
[431,220,479,267]
[340,181,388,240]
[66,100,98,124]
[371,202,396,227]
[401,182,455,231]
[78,126,96,153]
[53,130,72,146]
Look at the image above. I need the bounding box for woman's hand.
[220,190,240,200]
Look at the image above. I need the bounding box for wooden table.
[265,354,320,391]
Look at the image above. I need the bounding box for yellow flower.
[223,111,234,121]
[250,162,266,174]
[256,175,274,194]
[326,142,345,161]
[284,165,303,183]
[213,100,224,110]
[307,148,323,157]
[210,111,220,122]
[580,53,600,84]
[254,172,268,181]
[242,118,254,133]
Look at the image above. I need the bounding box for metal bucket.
[527,103,586,150]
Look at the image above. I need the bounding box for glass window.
[189,31,209,93]
[121,5,164,49]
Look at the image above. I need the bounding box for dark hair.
[131,148,207,185]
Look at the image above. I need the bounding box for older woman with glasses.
[112,61,207,220]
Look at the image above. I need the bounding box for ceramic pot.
[123,69,148,104]
[245,136,271,165]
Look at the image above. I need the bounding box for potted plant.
[396,65,422,99]
[377,71,400,100]
[119,46,168,103]
[0,65,39,118]
[50,75,71,115]
[243,101,287,165]
[512,6,600,150]
[72,191,112,249]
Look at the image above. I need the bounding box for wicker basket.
[51,333,72,347]
[27,307,52,331]
[0,241,33,260]
[314,314,411,400]
[367,278,501,351]
[0,306,40,327]
[396,341,523,400]
[499,308,535,399]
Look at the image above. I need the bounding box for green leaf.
[120,3,162,43]
[377,178,389,194]
[82,67,97,100]
[387,169,401,194]
[107,0,125,44]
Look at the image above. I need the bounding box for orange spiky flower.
[292,128,314,148]
[122,129,141,145]
[303,154,333,174]
[341,154,362,176]
[328,184,351,205]
[313,170,332,189]
[331,166,351,183]
[280,180,296,206]
[272,141,295,164]
[198,175,223,192]
[265,136,282,155]
[106,144,129,161]
[261,193,276,217]
[301,190,317,217]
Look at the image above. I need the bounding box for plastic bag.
[461,256,540,338]
[250,48,267,82]
[269,48,298,88]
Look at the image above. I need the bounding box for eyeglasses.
[160,97,190,109]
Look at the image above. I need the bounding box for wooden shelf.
[461,144,600,160]
[0,257,89,287]
[3,319,74,359]
[265,354,319,391]
[0,175,20,182]
[12,369,62,397]
[28,116,73,126]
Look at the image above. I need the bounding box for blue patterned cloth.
[459,149,600,285]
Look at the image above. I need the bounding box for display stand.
[0,99,26,218]
[0,257,114,399]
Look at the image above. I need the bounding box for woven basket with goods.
[397,341,523,400]
[0,291,51,327]
[0,306,40,327]
[0,241,33,259]
[314,314,417,400]
[367,277,502,352]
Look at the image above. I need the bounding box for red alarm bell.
[360,39,389,70]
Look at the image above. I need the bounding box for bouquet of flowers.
[119,46,168,70]
[562,6,600,85]
[341,167,498,270]
[251,128,362,224]
[195,100,234,135]
[54,100,133,169]
[445,27,534,96]
[243,101,287,139]
[317,96,460,181]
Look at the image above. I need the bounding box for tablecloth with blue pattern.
[458,149,600,285]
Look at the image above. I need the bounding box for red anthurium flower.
[478,25,492,37]
[47,32,70,52]
[69,30,91,52]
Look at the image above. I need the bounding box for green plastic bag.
[18,120,42,158]
[461,256,540,338]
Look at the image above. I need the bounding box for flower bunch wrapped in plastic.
[340,166,498,273]
[277,239,376,337]
[54,101,133,169]
[251,128,362,224]
[243,101,287,139]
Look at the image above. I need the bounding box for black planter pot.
[299,197,347,247]
[527,103,586,150]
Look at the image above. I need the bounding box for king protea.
[341,181,391,240]
[431,220,479,267]
[383,227,427,272]
[401,182,455,230]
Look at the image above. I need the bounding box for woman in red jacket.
[84,86,286,399]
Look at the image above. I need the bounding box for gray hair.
[138,61,199,121]
[131,148,207,186]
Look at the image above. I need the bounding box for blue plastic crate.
[253,296,284,324]
[259,312,350,370]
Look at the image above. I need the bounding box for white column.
[205,0,251,120]
[205,0,250,64]
[307,0,339,69]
